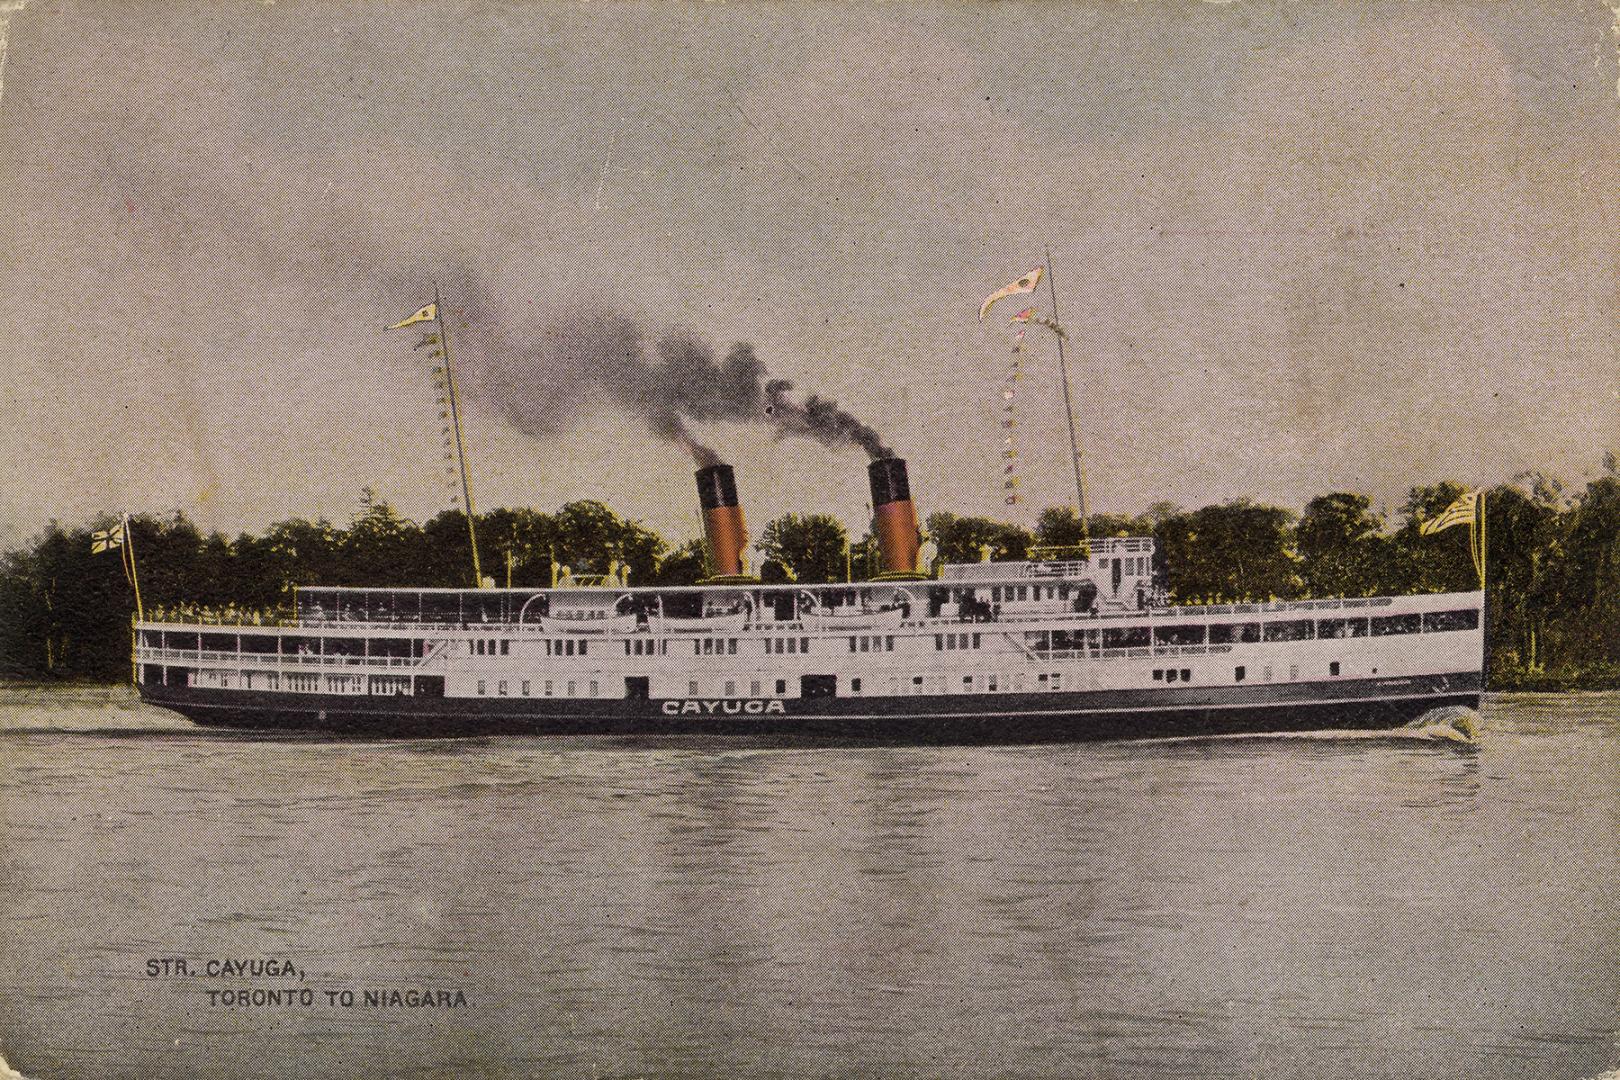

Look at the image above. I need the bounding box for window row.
[1026,609,1479,651]
[477,678,600,698]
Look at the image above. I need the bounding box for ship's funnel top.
[695,463,740,510]
[868,457,922,577]
[695,464,748,578]
[868,456,912,507]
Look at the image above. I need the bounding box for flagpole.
[1044,245,1089,540]
[123,513,145,622]
[1477,491,1487,689]
[433,284,484,587]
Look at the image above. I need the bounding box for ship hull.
[138,672,1480,743]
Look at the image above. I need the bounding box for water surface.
[2,685,1616,1079]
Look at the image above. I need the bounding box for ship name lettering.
[205,958,299,978]
[662,699,786,716]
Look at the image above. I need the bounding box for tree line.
[3,466,1617,688]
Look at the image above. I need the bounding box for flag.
[979,267,1043,321]
[1032,314,1068,340]
[386,302,437,330]
[91,523,125,554]
[1419,492,1479,535]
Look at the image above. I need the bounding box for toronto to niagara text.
[142,957,470,1009]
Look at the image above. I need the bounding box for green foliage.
[5,467,1620,688]
[1295,493,1389,597]
[926,512,1032,563]
[756,513,847,584]
[1153,500,1301,602]
[651,539,707,587]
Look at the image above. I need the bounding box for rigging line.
[719,84,807,181]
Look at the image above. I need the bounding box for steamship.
[134,458,1483,741]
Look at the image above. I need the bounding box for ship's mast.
[433,284,483,586]
[1044,245,1089,541]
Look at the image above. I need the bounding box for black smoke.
[460,310,891,464]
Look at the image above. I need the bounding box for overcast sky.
[1,1,1616,550]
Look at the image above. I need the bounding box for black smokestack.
[867,456,912,506]
[695,463,740,510]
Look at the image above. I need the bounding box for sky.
[0,1,1616,552]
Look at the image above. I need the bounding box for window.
[1423,609,1480,632]
[1329,662,1340,677]
[972,633,981,649]
[545,680,554,696]
[751,680,762,696]
[987,674,998,692]
[1234,665,1246,682]
[1372,613,1423,636]
[477,679,487,695]
[801,637,810,653]
[851,677,862,693]
[579,642,587,656]
[728,639,738,655]
[1210,623,1262,644]
[688,680,699,695]
[1181,669,1191,682]
[1263,620,1315,642]
[1154,624,1207,646]
[775,679,787,695]
[521,680,531,696]
[500,640,510,655]
[850,636,859,653]
[886,636,894,651]
[1318,617,1369,638]
[497,680,508,696]
[1288,665,1298,681]
[1166,668,1178,683]
[725,680,736,696]
[589,681,599,697]
[567,681,577,696]
[1102,627,1151,649]
[1153,669,1164,681]
[963,675,974,689]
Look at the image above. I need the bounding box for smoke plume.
[460,310,892,464]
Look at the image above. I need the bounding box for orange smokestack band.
[696,464,747,577]
[869,457,920,575]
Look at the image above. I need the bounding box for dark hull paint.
[139,672,1482,744]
